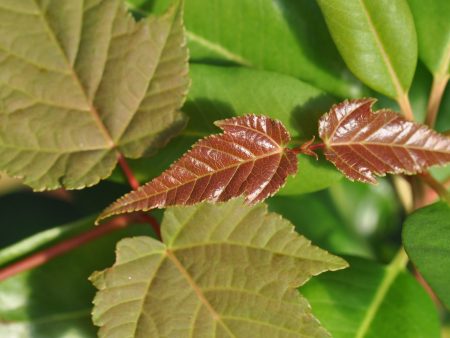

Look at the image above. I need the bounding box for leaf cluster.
[0,0,449,337]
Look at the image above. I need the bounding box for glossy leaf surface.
[109,64,343,195]
[302,257,441,338]
[92,199,347,337]
[99,115,297,221]
[403,202,450,309]
[127,0,362,97]
[0,0,188,190]
[319,98,450,183]
[317,0,417,99]
[408,0,450,76]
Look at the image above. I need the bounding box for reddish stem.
[419,172,450,204]
[0,215,137,282]
[140,213,161,239]
[116,153,161,237]
[117,154,140,191]
[292,141,324,157]
[308,143,325,151]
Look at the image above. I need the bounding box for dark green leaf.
[301,256,441,338]
[267,193,372,257]
[403,202,450,309]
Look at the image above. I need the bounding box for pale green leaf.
[91,199,347,337]
[317,0,417,99]
[403,202,450,309]
[408,0,450,76]
[0,0,189,190]
[127,0,364,98]
[110,64,343,195]
[302,256,441,338]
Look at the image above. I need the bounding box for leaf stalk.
[425,75,449,128]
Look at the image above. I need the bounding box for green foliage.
[110,64,342,195]
[91,199,347,337]
[127,0,362,98]
[317,0,417,99]
[404,202,450,309]
[407,0,450,76]
[0,0,449,337]
[0,217,153,338]
[302,256,441,338]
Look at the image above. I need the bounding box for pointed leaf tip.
[92,199,347,337]
[319,98,450,183]
[97,115,298,223]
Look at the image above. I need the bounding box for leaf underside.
[91,199,348,338]
[98,115,298,222]
[319,98,450,183]
[0,0,189,190]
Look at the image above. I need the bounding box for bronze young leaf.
[319,98,450,183]
[97,115,297,222]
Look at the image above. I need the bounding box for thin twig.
[413,265,442,307]
[425,75,449,128]
[140,213,161,239]
[292,139,324,157]
[0,215,138,282]
[419,172,450,204]
[116,153,161,237]
[117,153,140,190]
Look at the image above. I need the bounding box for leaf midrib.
[111,147,286,212]
[355,251,407,338]
[125,2,252,67]
[331,141,450,154]
[358,0,405,98]
[166,249,237,338]
[32,0,116,149]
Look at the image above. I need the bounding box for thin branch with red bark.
[116,153,161,237]
[117,153,140,191]
[0,215,140,282]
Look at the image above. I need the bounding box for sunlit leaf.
[317,0,417,99]
[109,64,343,195]
[0,0,188,190]
[407,0,450,76]
[319,98,450,183]
[98,115,297,222]
[403,202,450,309]
[91,199,347,337]
[127,0,363,98]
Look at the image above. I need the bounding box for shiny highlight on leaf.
[97,115,297,222]
[319,98,450,183]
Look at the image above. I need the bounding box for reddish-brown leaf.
[97,115,297,222]
[319,98,450,184]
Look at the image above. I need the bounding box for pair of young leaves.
[98,98,450,222]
